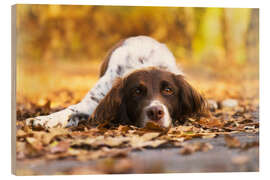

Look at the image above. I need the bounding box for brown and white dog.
[26,36,206,129]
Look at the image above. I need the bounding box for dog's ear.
[173,74,207,121]
[91,78,127,127]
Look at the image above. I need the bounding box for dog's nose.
[146,105,164,121]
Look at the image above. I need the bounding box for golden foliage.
[16,5,258,65]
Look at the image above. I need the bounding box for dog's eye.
[133,87,143,96]
[162,87,173,96]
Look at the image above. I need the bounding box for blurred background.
[15,5,259,109]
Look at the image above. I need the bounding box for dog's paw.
[26,110,73,129]
[26,115,53,129]
[66,113,90,127]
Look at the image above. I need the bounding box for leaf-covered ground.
[15,62,259,175]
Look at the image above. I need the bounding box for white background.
[1,0,269,179]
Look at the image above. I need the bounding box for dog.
[26,36,206,129]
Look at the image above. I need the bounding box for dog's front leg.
[26,108,75,129]
[26,74,115,129]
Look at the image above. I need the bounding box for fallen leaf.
[224,135,241,148]
[241,141,259,151]
[144,121,169,132]
[179,142,213,155]
[199,117,224,128]
[97,158,133,174]
[118,125,131,133]
[26,137,43,151]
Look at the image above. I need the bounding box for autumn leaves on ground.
[15,60,259,175]
[14,5,259,175]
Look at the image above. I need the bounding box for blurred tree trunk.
[183,7,195,60]
[246,9,259,64]
[174,7,196,60]
[221,8,235,65]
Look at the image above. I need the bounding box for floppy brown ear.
[91,78,126,127]
[174,74,207,121]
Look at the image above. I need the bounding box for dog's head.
[92,68,206,128]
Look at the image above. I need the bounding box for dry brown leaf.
[144,121,169,132]
[16,129,28,138]
[26,137,43,151]
[118,125,131,133]
[71,135,129,149]
[179,145,194,155]
[129,132,164,148]
[224,135,241,148]
[74,148,130,162]
[97,158,133,174]
[179,142,213,155]
[199,117,224,128]
[241,141,259,151]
